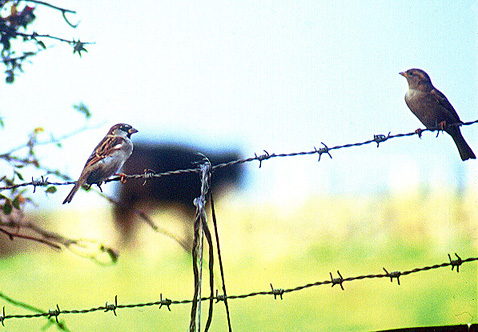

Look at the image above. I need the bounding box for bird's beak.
[399,72,407,78]
[128,128,139,135]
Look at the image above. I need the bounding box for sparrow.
[400,68,475,161]
[63,123,138,204]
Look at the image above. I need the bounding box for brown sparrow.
[63,123,138,204]
[400,68,475,161]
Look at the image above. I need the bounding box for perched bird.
[63,123,138,204]
[400,68,475,161]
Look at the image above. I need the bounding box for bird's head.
[400,68,433,91]
[109,123,138,138]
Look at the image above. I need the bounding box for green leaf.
[37,40,46,49]
[14,170,24,181]
[6,73,14,84]
[106,247,119,264]
[3,201,12,215]
[45,186,57,194]
[73,102,91,118]
[12,195,21,209]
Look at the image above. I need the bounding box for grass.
[0,188,477,331]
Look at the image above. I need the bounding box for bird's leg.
[436,121,447,138]
[116,173,128,184]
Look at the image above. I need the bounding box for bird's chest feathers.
[405,89,433,110]
[405,89,421,103]
[405,89,443,128]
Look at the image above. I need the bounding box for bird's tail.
[62,182,81,204]
[448,127,476,161]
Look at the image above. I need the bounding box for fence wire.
[0,254,476,327]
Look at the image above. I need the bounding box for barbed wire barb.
[270,284,284,300]
[31,175,48,193]
[330,271,345,290]
[141,169,155,185]
[47,304,60,323]
[373,132,391,147]
[315,142,332,161]
[215,290,226,303]
[383,268,401,285]
[448,253,463,273]
[104,296,118,316]
[254,150,272,168]
[158,294,172,311]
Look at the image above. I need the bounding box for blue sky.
[1,1,477,207]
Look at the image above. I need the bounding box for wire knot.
[254,150,273,168]
[104,295,118,316]
[215,290,227,303]
[193,197,205,210]
[448,253,463,273]
[383,268,401,285]
[159,294,172,311]
[315,142,332,161]
[31,175,48,193]
[270,283,284,300]
[48,304,60,323]
[373,132,391,147]
[142,169,156,185]
[330,271,344,290]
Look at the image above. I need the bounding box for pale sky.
[1,1,477,207]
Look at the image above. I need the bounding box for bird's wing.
[430,88,462,123]
[84,135,126,168]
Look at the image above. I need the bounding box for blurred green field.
[1,188,477,331]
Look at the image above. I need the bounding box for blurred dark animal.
[113,143,244,249]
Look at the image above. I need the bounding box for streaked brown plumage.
[400,68,475,161]
[63,123,138,204]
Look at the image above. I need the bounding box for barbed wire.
[0,253,475,327]
[1,121,477,330]
[1,119,477,193]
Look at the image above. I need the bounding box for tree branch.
[25,0,78,27]
[0,226,61,250]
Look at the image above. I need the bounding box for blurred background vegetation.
[0,186,476,331]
